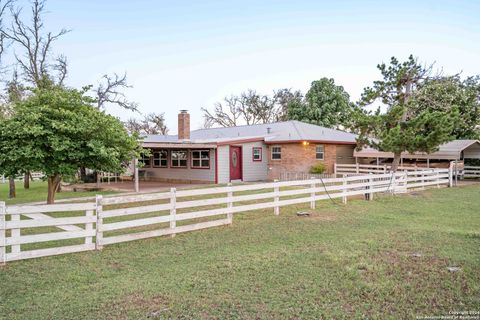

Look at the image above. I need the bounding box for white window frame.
[140,154,151,167]
[252,147,262,162]
[171,150,188,168]
[316,145,324,160]
[191,150,210,169]
[271,146,282,160]
[153,150,168,168]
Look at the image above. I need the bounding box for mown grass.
[0,180,118,205]
[1,185,479,319]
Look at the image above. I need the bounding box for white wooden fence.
[1,172,45,184]
[279,171,336,181]
[0,169,452,264]
[463,166,480,178]
[333,163,449,175]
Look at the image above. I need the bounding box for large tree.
[201,88,302,128]
[411,76,479,139]
[0,86,142,203]
[125,112,169,135]
[0,0,68,88]
[287,78,353,129]
[354,55,459,170]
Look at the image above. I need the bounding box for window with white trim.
[153,150,168,167]
[316,145,324,160]
[271,146,281,160]
[140,154,151,167]
[252,147,262,161]
[171,150,187,168]
[191,150,210,168]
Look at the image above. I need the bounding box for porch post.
[134,158,139,193]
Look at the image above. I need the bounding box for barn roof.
[354,140,480,160]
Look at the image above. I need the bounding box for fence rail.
[463,166,480,178]
[0,169,452,264]
[333,163,451,175]
[279,172,337,181]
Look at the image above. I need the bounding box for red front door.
[230,146,242,181]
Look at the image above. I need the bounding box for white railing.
[0,203,96,262]
[279,171,337,181]
[463,166,480,178]
[1,172,45,183]
[334,163,450,175]
[0,169,451,264]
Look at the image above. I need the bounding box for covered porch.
[133,142,218,192]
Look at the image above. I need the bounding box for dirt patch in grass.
[104,293,170,319]
[295,210,339,221]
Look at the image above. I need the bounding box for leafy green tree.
[287,78,353,128]
[411,76,479,139]
[354,55,459,171]
[0,86,142,203]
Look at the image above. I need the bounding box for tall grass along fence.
[0,168,452,264]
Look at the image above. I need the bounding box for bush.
[310,162,326,174]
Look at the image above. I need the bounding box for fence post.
[356,163,359,174]
[227,183,233,224]
[342,176,347,204]
[95,195,103,250]
[85,210,94,245]
[0,201,5,265]
[368,175,374,201]
[334,163,337,175]
[448,165,453,188]
[310,177,316,209]
[170,188,177,237]
[274,180,280,215]
[403,171,408,192]
[436,170,440,188]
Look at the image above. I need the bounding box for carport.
[354,140,480,168]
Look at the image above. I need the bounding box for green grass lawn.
[0,181,119,205]
[1,185,479,319]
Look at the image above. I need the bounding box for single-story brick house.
[139,111,357,184]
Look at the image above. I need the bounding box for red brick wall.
[178,111,190,140]
[267,143,339,179]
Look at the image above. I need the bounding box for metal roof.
[143,121,357,145]
[354,140,480,160]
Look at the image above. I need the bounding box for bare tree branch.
[0,0,70,87]
[202,88,300,128]
[95,72,138,111]
[124,112,168,135]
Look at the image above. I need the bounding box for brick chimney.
[178,110,190,140]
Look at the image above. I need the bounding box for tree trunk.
[47,174,61,204]
[8,177,16,199]
[391,152,402,172]
[80,167,87,182]
[24,171,30,189]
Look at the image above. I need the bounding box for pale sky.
[12,0,480,132]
